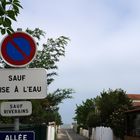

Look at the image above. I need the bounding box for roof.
[132,102,140,107]
[127,94,140,100]
[125,108,140,113]
[127,94,140,107]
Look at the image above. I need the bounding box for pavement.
[57,129,69,140]
[57,129,89,140]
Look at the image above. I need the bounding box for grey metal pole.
[14,118,19,131]
[17,28,22,31]
[14,28,22,131]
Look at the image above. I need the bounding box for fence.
[91,127,113,140]
[79,126,121,140]
[47,125,56,140]
[80,128,89,138]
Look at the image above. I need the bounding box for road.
[57,129,89,140]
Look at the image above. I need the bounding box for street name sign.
[0,32,36,67]
[0,101,32,117]
[0,131,35,140]
[0,68,47,100]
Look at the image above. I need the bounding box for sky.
[10,0,140,123]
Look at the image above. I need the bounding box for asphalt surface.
[57,129,68,140]
[57,129,89,140]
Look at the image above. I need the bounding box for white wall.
[80,126,114,140]
[47,125,55,140]
[81,129,89,138]
[94,127,113,140]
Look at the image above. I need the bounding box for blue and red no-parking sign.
[0,32,37,67]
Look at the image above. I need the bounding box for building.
[127,94,140,108]
[125,94,140,140]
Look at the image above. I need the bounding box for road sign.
[0,32,36,67]
[0,101,32,117]
[0,68,47,100]
[0,131,35,140]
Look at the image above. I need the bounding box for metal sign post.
[14,118,19,131]
[14,28,22,131]
[0,30,34,131]
[0,29,47,136]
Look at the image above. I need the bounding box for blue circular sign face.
[0,32,37,67]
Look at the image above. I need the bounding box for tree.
[86,111,100,127]
[0,0,22,35]
[93,89,132,138]
[27,29,74,124]
[20,89,74,124]
[97,89,132,126]
[26,28,70,85]
[109,105,128,138]
[41,89,73,108]
[74,88,133,138]
[74,98,95,128]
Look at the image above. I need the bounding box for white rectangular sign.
[0,68,47,99]
[0,101,32,116]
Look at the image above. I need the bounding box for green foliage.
[86,111,100,127]
[0,0,22,35]
[74,98,95,128]
[27,28,70,85]
[95,89,132,138]
[20,99,63,125]
[74,88,133,138]
[98,89,132,126]
[53,112,63,125]
[41,89,74,108]
[109,105,128,138]
[0,116,13,124]
[19,88,74,125]
[27,29,72,125]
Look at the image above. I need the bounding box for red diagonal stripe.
[9,37,28,59]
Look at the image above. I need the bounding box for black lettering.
[29,86,32,92]
[8,75,26,81]
[22,75,26,81]
[23,87,27,92]
[4,110,7,114]
[22,109,26,113]
[33,86,37,92]
[14,86,19,92]
[0,87,10,93]
[37,86,41,92]
[15,110,17,113]
[8,75,12,81]
[10,104,12,109]
[13,75,17,81]
[18,109,21,113]
[23,86,41,93]
[6,87,10,93]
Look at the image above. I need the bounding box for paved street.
[57,129,68,140]
[57,129,89,140]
